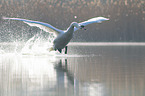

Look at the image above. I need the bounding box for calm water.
[0,44,145,96]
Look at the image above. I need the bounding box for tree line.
[0,0,144,42]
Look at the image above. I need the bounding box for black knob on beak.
[80,25,86,30]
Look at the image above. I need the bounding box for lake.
[0,42,145,96]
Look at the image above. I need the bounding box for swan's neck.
[66,22,79,33]
[66,23,75,34]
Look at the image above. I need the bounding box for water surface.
[0,43,145,96]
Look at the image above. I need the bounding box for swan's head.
[71,22,80,28]
[71,22,86,30]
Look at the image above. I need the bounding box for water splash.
[0,30,57,55]
[0,50,5,54]
[21,32,56,55]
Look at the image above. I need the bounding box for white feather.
[23,22,57,34]
[3,17,63,36]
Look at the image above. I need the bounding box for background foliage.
[0,0,144,42]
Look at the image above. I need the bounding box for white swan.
[3,17,109,54]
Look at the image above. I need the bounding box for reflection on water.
[0,45,145,96]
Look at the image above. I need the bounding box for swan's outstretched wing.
[74,17,109,31]
[3,17,63,35]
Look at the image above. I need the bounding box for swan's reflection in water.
[0,54,104,96]
[53,58,104,96]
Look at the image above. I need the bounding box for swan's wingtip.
[105,18,109,20]
[106,18,109,21]
[88,17,109,22]
[2,16,11,20]
[98,17,109,20]
[2,16,8,19]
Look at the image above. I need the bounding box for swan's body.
[3,17,109,54]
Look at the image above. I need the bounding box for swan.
[3,16,109,54]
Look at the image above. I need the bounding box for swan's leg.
[65,46,68,54]
[58,49,62,53]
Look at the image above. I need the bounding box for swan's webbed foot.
[49,47,54,52]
